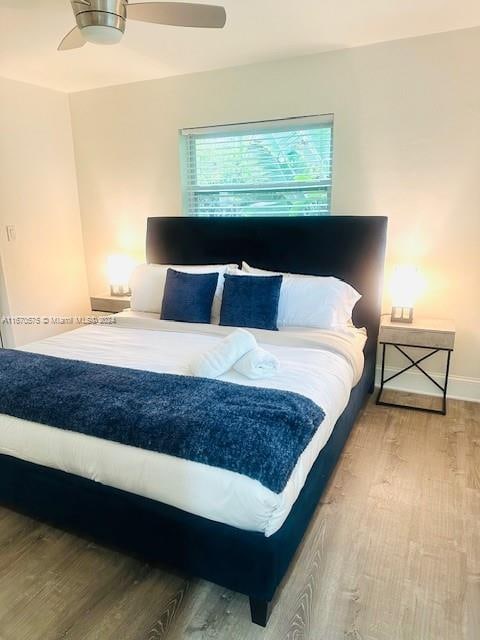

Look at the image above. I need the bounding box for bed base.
[0,361,373,627]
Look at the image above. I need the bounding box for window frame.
[180,114,334,217]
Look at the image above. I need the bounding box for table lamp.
[107,254,134,297]
[390,265,423,324]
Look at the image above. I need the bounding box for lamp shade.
[390,265,424,308]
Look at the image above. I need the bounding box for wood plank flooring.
[0,395,478,640]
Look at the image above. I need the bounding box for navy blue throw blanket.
[0,349,325,493]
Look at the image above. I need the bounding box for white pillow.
[130,263,238,323]
[242,262,361,329]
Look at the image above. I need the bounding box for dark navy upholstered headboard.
[146,216,387,371]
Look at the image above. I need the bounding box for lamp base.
[391,306,413,323]
[110,285,131,298]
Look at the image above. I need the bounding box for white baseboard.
[375,366,480,403]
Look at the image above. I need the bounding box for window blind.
[181,115,333,217]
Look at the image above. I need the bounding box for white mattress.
[0,312,366,537]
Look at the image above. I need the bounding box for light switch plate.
[6,226,16,242]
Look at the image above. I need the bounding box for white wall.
[0,76,90,347]
[69,27,480,396]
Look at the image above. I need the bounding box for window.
[180,115,333,217]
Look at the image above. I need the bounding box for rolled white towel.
[191,329,257,379]
[233,347,280,380]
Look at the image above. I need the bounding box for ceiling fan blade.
[58,26,87,51]
[128,2,226,28]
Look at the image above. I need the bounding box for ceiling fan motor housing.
[71,0,127,35]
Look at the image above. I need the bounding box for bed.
[0,215,387,626]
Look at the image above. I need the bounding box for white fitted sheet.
[0,313,365,536]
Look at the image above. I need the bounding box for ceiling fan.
[58,0,227,50]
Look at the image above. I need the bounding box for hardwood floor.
[0,396,478,640]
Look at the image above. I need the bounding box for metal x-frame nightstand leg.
[376,342,452,415]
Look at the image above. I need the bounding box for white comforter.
[0,311,365,537]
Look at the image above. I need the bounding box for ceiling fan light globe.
[80,25,124,45]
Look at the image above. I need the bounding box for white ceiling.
[1,0,480,93]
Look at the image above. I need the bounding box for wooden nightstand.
[91,294,131,316]
[377,317,455,415]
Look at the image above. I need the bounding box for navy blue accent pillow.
[161,269,218,324]
[220,274,283,331]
